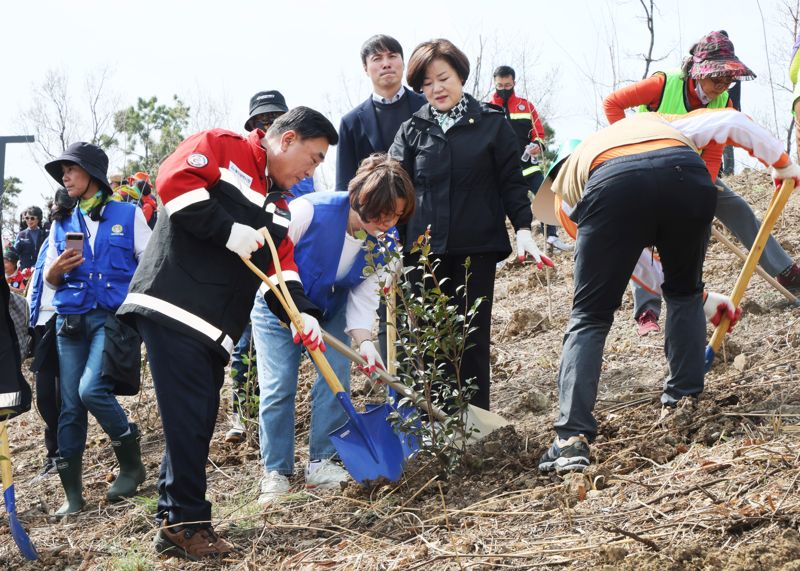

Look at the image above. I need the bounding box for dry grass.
[2,170,800,570]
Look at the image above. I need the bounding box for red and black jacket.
[118,129,318,359]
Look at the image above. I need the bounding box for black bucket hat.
[244,90,288,131]
[44,142,111,193]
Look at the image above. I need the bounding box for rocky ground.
[2,170,800,570]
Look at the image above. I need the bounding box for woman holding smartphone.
[43,142,152,516]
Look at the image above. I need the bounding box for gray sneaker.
[539,435,590,473]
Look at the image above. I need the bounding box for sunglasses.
[707,76,736,88]
[24,216,38,221]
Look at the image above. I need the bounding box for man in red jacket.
[119,106,338,561]
[489,65,572,252]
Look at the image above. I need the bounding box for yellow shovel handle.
[0,421,13,491]
[708,179,796,353]
[242,232,346,395]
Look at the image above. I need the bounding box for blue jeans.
[56,308,130,458]
[251,295,351,475]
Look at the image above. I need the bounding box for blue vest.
[53,201,138,314]
[294,192,394,319]
[288,177,315,201]
[29,240,50,325]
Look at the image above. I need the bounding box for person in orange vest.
[488,65,572,252]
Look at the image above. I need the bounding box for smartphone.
[65,232,84,252]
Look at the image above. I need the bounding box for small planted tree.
[365,229,483,475]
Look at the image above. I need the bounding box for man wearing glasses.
[224,90,316,444]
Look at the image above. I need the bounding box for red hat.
[689,31,756,81]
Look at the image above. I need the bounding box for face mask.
[496,88,514,101]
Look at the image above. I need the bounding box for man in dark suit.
[336,35,425,366]
[336,34,426,192]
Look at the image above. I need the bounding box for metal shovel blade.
[3,485,38,560]
[464,404,510,443]
[329,400,405,483]
[1,421,38,560]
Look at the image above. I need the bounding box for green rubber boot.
[107,423,146,501]
[55,455,86,517]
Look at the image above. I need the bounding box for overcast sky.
[1,0,796,227]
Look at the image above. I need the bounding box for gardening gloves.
[703,291,742,331]
[291,312,325,352]
[515,229,554,270]
[358,340,385,375]
[772,163,800,187]
[226,222,265,259]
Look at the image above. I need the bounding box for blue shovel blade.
[329,403,405,483]
[3,485,38,560]
[704,345,715,373]
[387,386,422,457]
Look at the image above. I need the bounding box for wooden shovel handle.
[242,231,346,395]
[708,179,796,352]
[0,421,13,491]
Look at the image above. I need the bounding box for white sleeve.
[670,110,788,168]
[345,271,382,334]
[133,208,152,260]
[287,198,314,244]
[43,229,59,290]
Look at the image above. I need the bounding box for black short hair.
[493,65,516,80]
[267,106,339,145]
[360,34,404,66]
[25,205,43,220]
[407,39,470,92]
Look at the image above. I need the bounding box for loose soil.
[2,170,800,569]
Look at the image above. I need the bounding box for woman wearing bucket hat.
[604,30,800,337]
[42,142,152,516]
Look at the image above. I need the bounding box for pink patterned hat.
[689,30,756,81]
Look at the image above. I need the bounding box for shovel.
[241,234,405,484]
[705,179,796,371]
[0,418,38,560]
[321,331,510,445]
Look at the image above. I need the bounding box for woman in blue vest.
[42,142,152,516]
[253,154,414,504]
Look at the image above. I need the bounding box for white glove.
[515,229,554,270]
[772,163,800,187]
[290,312,325,351]
[703,291,741,330]
[226,222,264,258]
[358,340,385,374]
[520,142,541,163]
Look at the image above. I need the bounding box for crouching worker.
[117,107,338,560]
[43,143,152,515]
[537,108,800,474]
[255,154,414,504]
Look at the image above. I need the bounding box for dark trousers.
[404,253,496,409]
[32,323,60,458]
[137,316,225,526]
[555,147,717,440]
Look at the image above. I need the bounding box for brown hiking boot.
[153,520,233,561]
